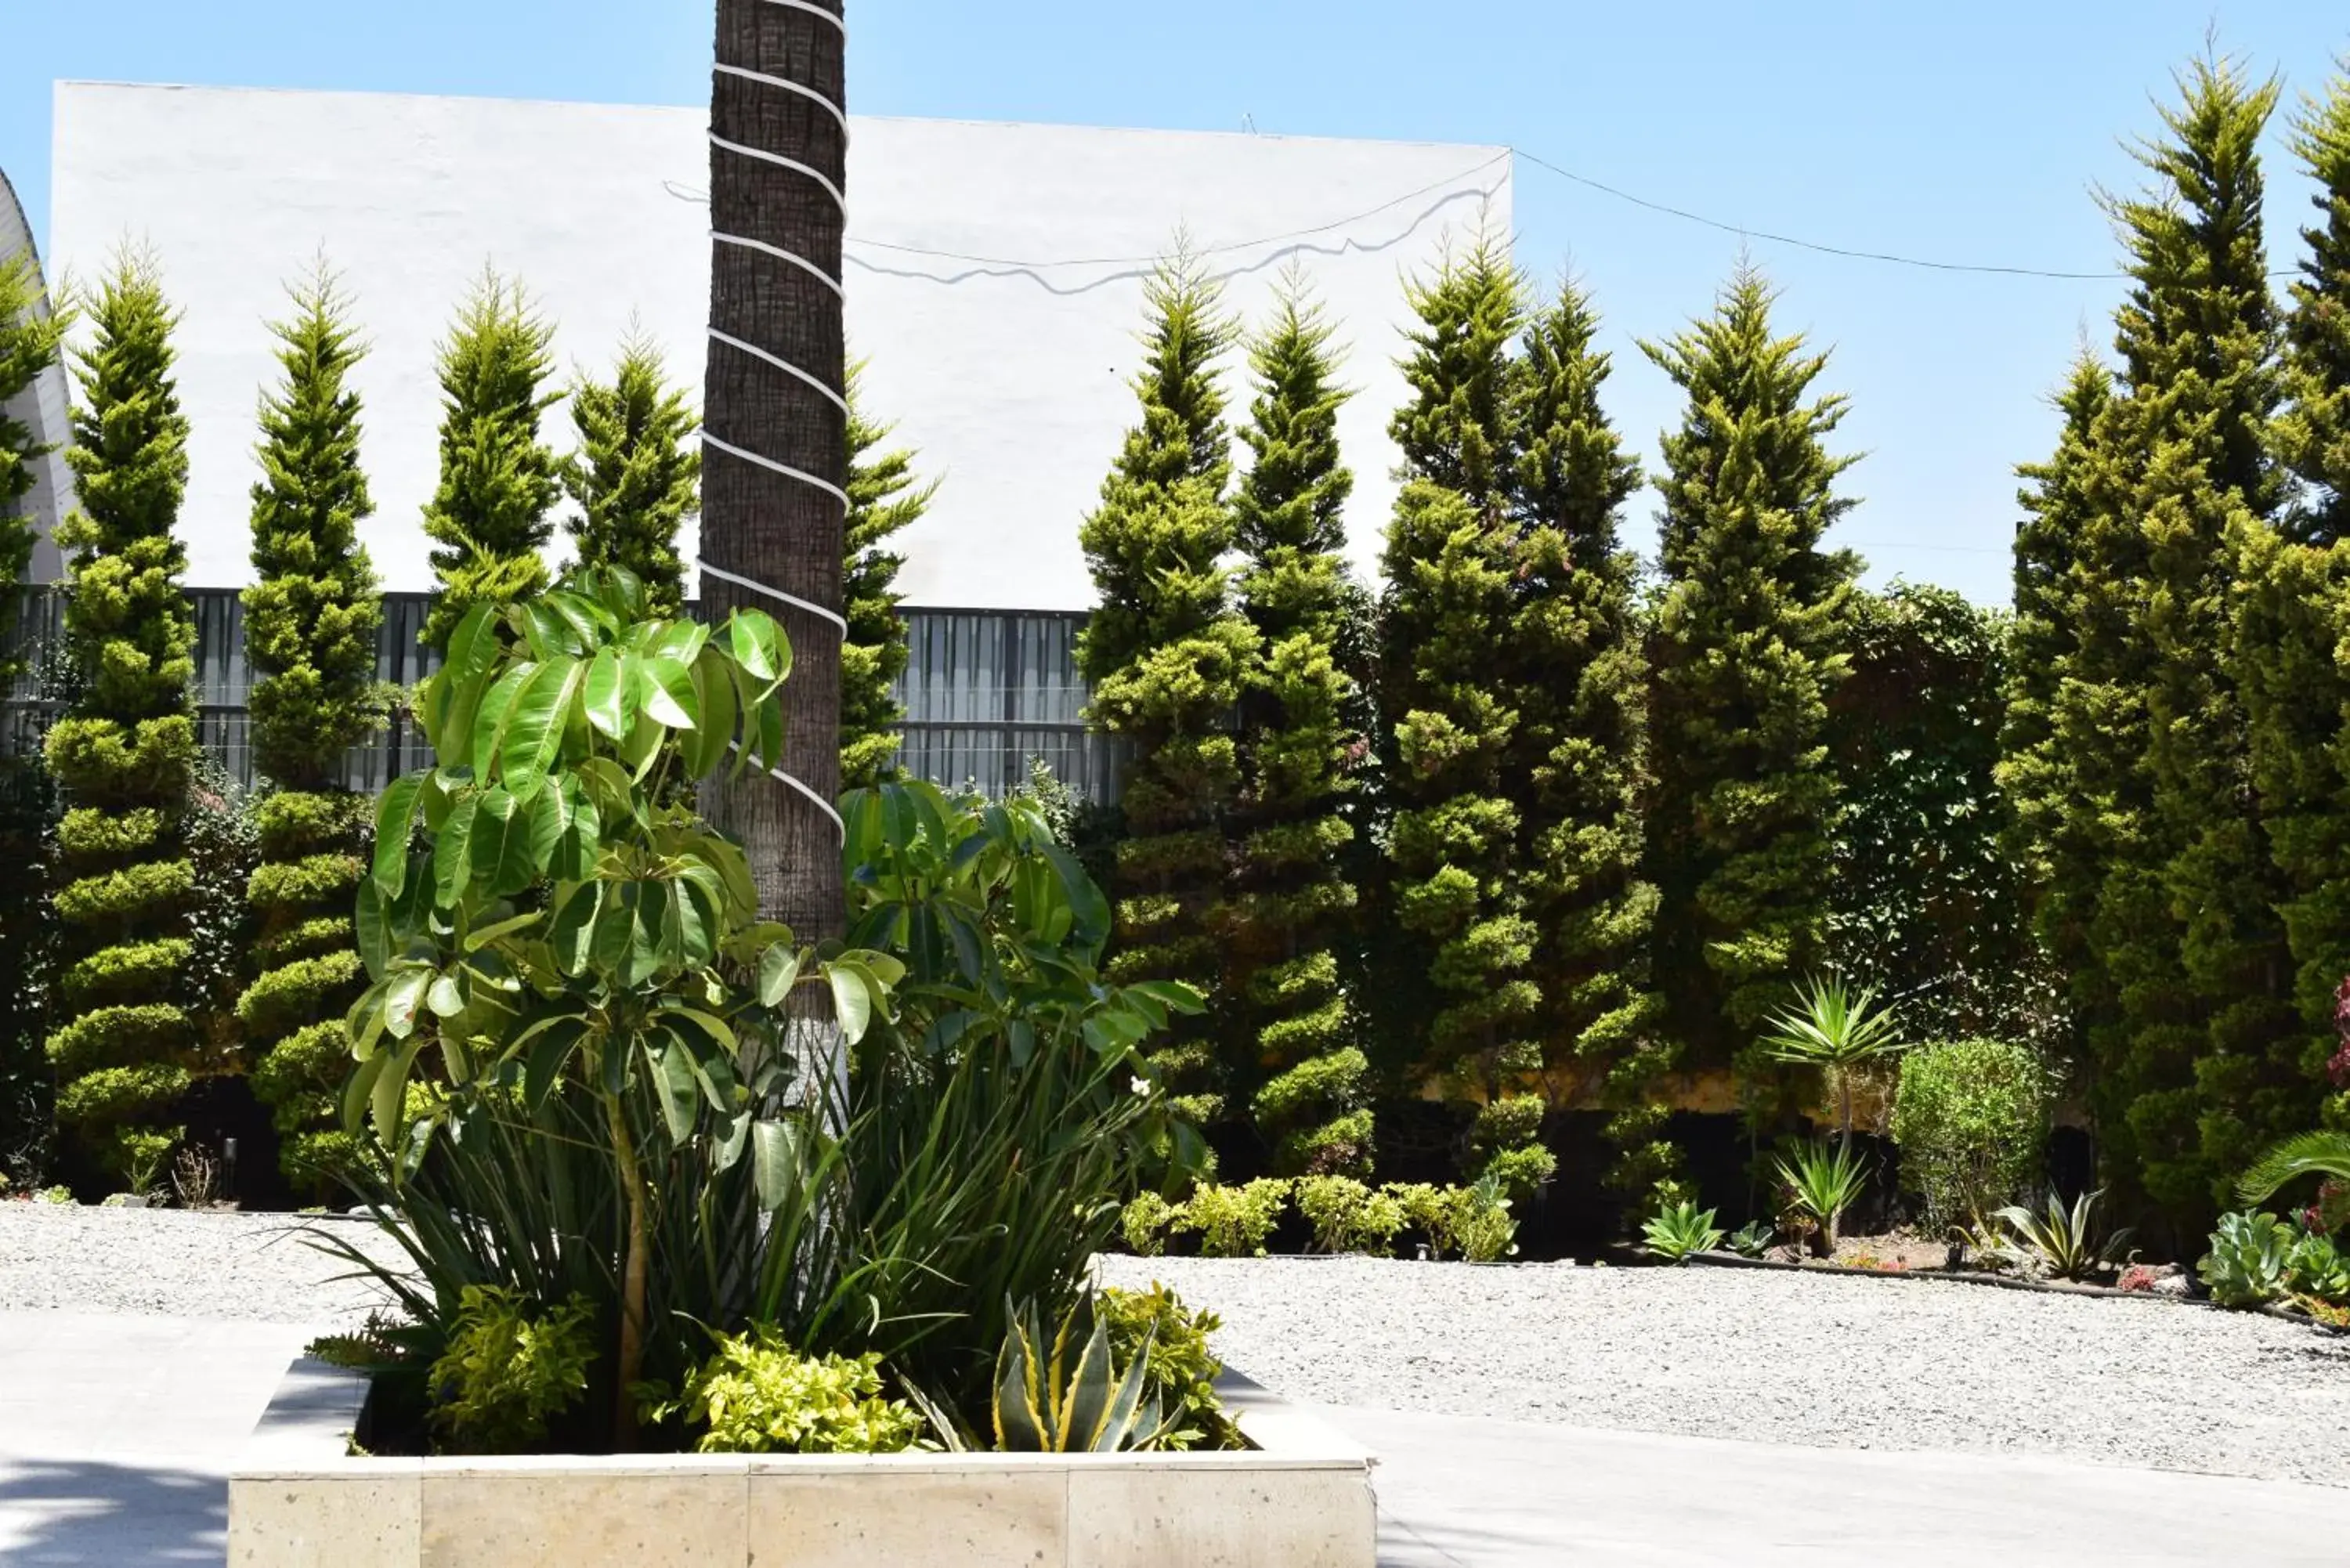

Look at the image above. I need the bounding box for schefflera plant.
[343,569,901,1444]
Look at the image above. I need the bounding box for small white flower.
[1130,1075,1152,1097]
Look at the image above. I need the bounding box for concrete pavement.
[0,1313,317,1566]
[1340,1404,2348,1568]
[3,1310,2341,1566]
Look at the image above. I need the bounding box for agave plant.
[2199,1211,2294,1309]
[1759,975,1907,1156]
[1725,1219,1776,1259]
[1640,1199,1725,1263]
[1994,1189,2134,1281]
[1774,1140,1871,1256]
[992,1294,1166,1452]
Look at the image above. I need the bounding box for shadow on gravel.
[0,1455,226,1566]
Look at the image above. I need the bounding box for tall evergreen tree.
[1078,254,1257,1125]
[2233,58,2350,1143]
[562,332,700,616]
[420,271,560,649]
[41,255,200,1183]
[2000,350,2114,974]
[236,269,387,1183]
[2,247,66,676]
[840,364,935,789]
[2094,57,2288,1224]
[1505,280,1671,1200]
[1643,266,1856,1098]
[1377,238,1544,1184]
[1227,276,1368,1174]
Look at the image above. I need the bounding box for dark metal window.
[4,588,1117,802]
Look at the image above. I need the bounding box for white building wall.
[49,82,1510,608]
[1,166,75,583]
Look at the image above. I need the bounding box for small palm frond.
[2237,1131,2350,1205]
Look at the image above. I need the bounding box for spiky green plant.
[991,1294,1166,1453]
[1994,1188,2135,1281]
[237,266,388,1184]
[1773,1139,1870,1255]
[1758,975,1907,1156]
[1640,1198,1723,1263]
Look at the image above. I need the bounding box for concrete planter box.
[230,1358,1377,1568]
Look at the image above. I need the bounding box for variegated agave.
[992,1294,1168,1453]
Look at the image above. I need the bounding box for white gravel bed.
[1099,1255,2350,1487]
[0,1203,403,1325]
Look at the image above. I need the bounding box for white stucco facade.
[49,81,1511,607]
[1,165,74,584]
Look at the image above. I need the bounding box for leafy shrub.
[992,1293,1165,1452]
[649,1332,927,1454]
[1889,1037,2049,1228]
[1174,1180,1291,1258]
[1994,1189,2134,1281]
[1099,1283,1240,1450]
[1641,1199,1724,1263]
[1294,1175,1406,1255]
[427,1285,595,1454]
[1452,1178,1520,1263]
[1774,1140,1870,1255]
[1119,1192,1176,1256]
[2198,1212,2294,1308]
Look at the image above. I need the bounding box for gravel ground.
[1098,1255,2350,1487]
[0,1203,403,1325]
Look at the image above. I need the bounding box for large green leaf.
[468,661,537,777]
[371,773,427,898]
[652,1033,700,1142]
[829,963,873,1045]
[469,787,537,898]
[642,653,700,731]
[501,656,584,786]
[751,1118,803,1212]
[581,647,627,740]
[757,944,803,1008]
[729,611,786,683]
[355,879,390,979]
[432,792,479,908]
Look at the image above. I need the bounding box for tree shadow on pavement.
[0,1455,226,1566]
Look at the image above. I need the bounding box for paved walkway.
[0,1312,317,1566]
[1341,1404,2348,1568]
[5,1309,2342,1566]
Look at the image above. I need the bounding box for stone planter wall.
[229,1359,1378,1568]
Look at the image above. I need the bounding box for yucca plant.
[992,1294,1166,1453]
[1773,1140,1871,1256]
[1759,975,1907,1156]
[1994,1189,2134,1281]
[1640,1198,1724,1263]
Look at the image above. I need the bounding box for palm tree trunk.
[703,0,848,946]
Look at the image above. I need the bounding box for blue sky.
[5,1,2347,604]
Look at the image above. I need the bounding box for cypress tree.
[1376,238,1543,1185]
[2095,57,2288,1223]
[1227,276,1368,1174]
[420,271,559,649]
[2000,349,2114,983]
[1077,255,1258,1125]
[236,269,387,1183]
[41,255,200,1183]
[1643,266,1856,1097]
[2,247,65,674]
[840,365,935,789]
[1505,280,1671,1200]
[2232,59,2350,1142]
[561,332,700,616]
